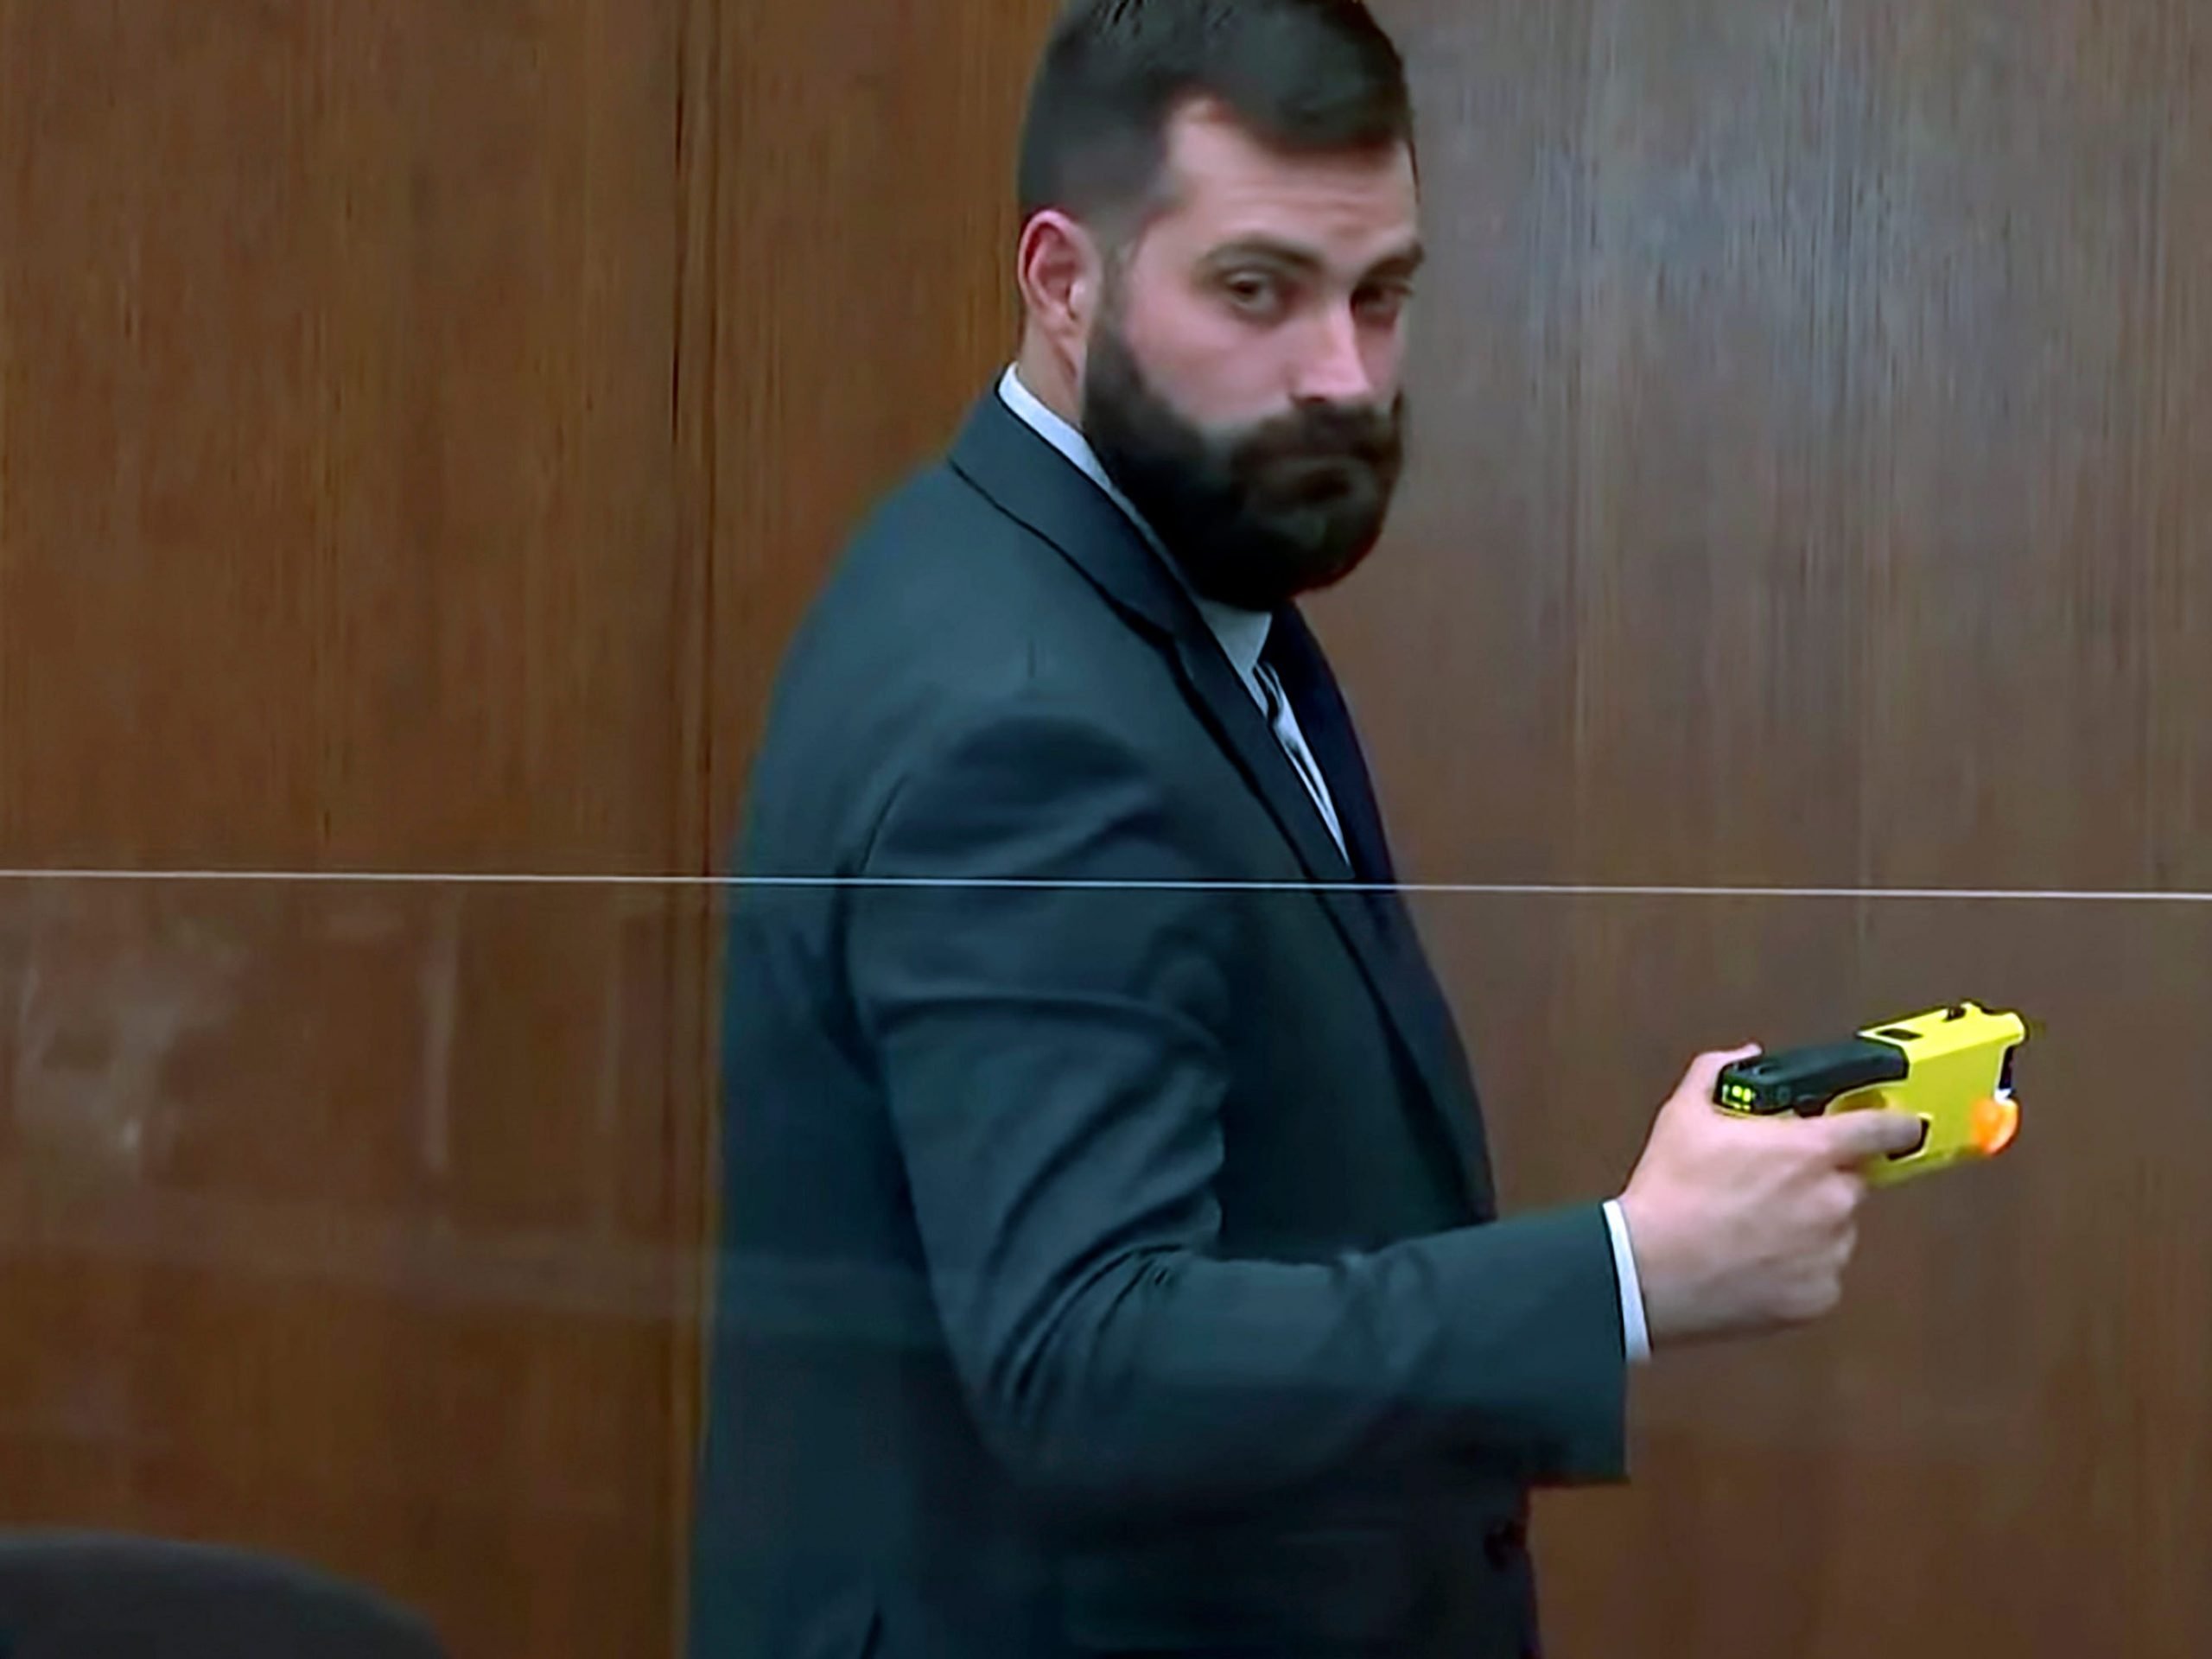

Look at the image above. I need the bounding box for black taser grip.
[1716,1037,1910,1117]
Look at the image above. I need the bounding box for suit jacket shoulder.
[737,410,1216,880]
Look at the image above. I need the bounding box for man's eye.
[1357,283,1413,323]
[1221,272,1284,314]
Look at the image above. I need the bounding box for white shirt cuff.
[1603,1198,1650,1364]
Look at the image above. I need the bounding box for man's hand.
[1617,1046,1926,1348]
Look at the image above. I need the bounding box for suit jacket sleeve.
[846,696,1628,1520]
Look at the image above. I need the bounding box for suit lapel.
[1171,626,1353,889]
[1169,623,1492,1211]
[1266,609,1496,1208]
[947,389,1490,1211]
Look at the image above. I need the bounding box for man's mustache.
[1229,399,1403,471]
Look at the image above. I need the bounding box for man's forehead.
[1155,99,1420,253]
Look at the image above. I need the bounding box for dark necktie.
[1259,607,1491,1202]
[1258,608,1398,891]
[1261,609,1465,1033]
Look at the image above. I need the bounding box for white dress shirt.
[994,365,1650,1364]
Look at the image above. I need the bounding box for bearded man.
[690,5,1916,1657]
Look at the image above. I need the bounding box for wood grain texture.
[708,0,1064,843]
[0,880,701,1658]
[667,0,725,1634]
[1414,887,2211,1656]
[1325,0,2211,894]
[0,3,709,1656]
[1331,0,2212,1652]
[0,0,686,874]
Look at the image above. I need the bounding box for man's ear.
[1016,210,1104,359]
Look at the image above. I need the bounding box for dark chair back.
[0,1533,446,1657]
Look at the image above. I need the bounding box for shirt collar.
[996,365,1272,683]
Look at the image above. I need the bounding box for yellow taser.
[1713,1001,2027,1185]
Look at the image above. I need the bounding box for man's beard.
[1080,314,1407,614]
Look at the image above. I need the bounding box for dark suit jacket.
[690,388,1629,1659]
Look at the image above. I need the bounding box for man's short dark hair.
[1016,0,1414,237]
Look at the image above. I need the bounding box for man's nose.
[1291,303,1377,404]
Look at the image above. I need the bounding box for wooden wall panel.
[1319,1,2211,1653]
[0,3,709,1656]
[1332,0,2211,894]
[708,0,1064,833]
[0,0,690,874]
[1414,887,2212,1656]
[0,882,703,1659]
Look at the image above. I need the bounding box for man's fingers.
[1819,1107,1928,1163]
